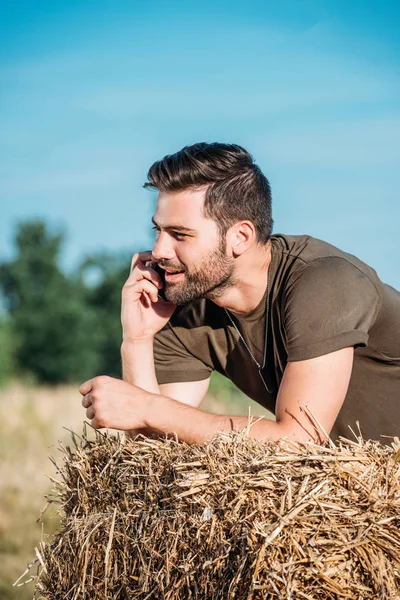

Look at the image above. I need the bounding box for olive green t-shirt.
[154,234,400,442]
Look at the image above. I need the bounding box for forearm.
[145,394,301,445]
[121,339,160,394]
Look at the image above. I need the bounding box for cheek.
[175,244,194,265]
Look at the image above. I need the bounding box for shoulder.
[291,255,378,286]
[283,256,381,317]
[272,234,381,294]
[273,239,384,359]
[281,253,382,343]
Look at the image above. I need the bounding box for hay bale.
[26,428,400,599]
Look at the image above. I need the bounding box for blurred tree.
[0,220,101,384]
[77,252,131,378]
[0,317,16,387]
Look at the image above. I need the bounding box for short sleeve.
[154,323,213,384]
[284,258,381,361]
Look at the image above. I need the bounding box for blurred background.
[1,1,399,597]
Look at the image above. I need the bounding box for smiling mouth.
[164,270,185,282]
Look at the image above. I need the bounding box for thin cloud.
[257,116,400,167]
[1,168,128,195]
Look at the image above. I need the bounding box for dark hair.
[144,142,273,244]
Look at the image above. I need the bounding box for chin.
[165,286,201,305]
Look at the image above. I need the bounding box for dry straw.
[19,425,400,599]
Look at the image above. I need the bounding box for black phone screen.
[153,263,167,300]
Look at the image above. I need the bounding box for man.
[80,142,400,445]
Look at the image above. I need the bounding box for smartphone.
[152,263,167,301]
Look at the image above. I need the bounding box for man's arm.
[144,346,354,443]
[121,339,160,393]
[81,347,354,444]
[121,337,209,441]
[120,251,175,395]
[120,252,210,410]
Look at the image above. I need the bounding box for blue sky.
[1,0,399,287]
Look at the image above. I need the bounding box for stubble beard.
[162,240,237,305]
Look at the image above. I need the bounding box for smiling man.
[80,142,400,445]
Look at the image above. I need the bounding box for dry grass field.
[0,382,87,600]
[0,377,272,600]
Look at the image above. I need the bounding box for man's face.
[151,188,237,304]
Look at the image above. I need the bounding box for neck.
[210,241,273,314]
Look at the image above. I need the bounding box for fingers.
[90,416,101,429]
[123,278,161,304]
[81,391,95,420]
[131,250,160,267]
[86,404,95,420]
[80,376,111,429]
[140,280,161,303]
[79,379,93,396]
[81,375,112,407]
[81,392,92,408]
[128,252,163,290]
[130,251,154,272]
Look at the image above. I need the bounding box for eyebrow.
[151,217,197,234]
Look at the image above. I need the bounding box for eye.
[151,226,187,241]
[171,232,188,240]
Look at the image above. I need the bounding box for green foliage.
[77,252,131,378]
[0,317,16,388]
[0,219,132,384]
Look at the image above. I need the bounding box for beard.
[159,240,237,305]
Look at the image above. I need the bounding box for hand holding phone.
[121,252,176,343]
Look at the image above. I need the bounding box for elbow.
[250,418,328,445]
[276,419,330,445]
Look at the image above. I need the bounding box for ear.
[226,221,256,257]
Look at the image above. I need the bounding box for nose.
[151,231,176,262]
